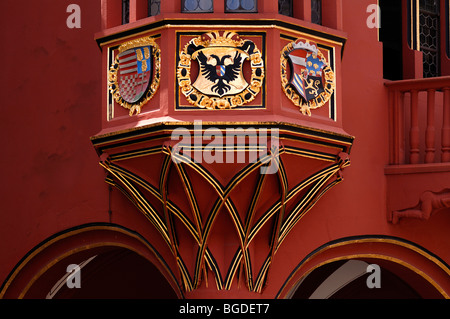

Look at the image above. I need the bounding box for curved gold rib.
[100,137,347,292]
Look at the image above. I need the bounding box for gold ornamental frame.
[108,36,161,116]
[177,31,265,110]
[281,39,335,116]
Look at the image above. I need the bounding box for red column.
[295,0,312,22]
[130,0,149,22]
[161,0,181,13]
[322,0,343,30]
[259,0,278,13]
[214,0,225,13]
[101,0,122,29]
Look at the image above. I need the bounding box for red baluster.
[410,90,420,164]
[397,90,405,164]
[392,90,406,165]
[425,89,436,163]
[442,88,450,162]
[389,90,396,164]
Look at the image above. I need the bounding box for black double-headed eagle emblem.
[196,51,243,97]
[177,31,265,109]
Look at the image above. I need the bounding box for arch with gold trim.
[277,236,450,299]
[0,223,183,299]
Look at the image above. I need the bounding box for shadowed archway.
[290,259,423,299]
[0,223,182,299]
[45,247,178,299]
[277,236,450,299]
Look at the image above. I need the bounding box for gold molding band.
[96,19,347,49]
[90,121,354,151]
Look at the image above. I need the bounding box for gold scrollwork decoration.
[177,31,265,110]
[108,36,161,116]
[281,39,335,116]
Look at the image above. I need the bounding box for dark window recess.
[419,0,440,78]
[122,0,130,24]
[278,0,292,17]
[446,0,450,58]
[182,0,214,13]
[148,0,160,16]
[379,0,403,80]
[311,0,322,25]
[225,0,257,13]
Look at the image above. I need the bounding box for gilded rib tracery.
[98,125,351,292]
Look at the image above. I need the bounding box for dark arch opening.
[379,0,403,80]
[291,259,442,299]
[26,247,178,299]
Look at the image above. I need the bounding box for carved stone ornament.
[108,36,161,115]
[390,189,450,224]
[177,31,265,109]
[281,38,335,116]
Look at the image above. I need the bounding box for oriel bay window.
[182,0,214,13]
[148,0,161,16]
[419,0,440,77]
[225,0,257,12]
[121,0,160,24]
[114,0,340,32]
[405,0,450,78]
[311,0,322,25]
[278,0,293,16]
[122,0,130,24]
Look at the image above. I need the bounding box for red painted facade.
[1,0,449,299]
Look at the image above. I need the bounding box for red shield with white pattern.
[118,46,153,104]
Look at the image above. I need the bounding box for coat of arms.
[177,31,264,109]
[281,39,335,116]
[108,36,161,115]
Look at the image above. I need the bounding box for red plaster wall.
[0,0,106,285]
[1,0,449,299]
